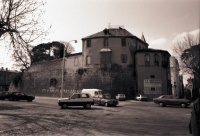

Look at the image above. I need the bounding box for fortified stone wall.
[18,60,136,98]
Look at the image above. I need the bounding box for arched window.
[104,38,109,47]
[162,53,168,68]
[121,38,126,46]
[50,78,57,87]
[154,54,159,66]
[86,56,91,65]
[145,54,150,66]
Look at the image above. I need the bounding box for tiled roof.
[135,48,171,56]
[82,28,135,39]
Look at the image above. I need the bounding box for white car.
[116,94,126,101]
[135,94,147,101]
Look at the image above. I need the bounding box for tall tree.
[59,41,75,56]
[173,33,200,99]
[31,41,75,63]
[173,33,199,76]
[0,0,48,70]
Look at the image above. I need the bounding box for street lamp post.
[61,40,77,98]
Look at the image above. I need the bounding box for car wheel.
[181,103,186,108]
[9,98,13,101]
[62,104,68,109]
[27,99,32,102]
[159,102,165,107]
[105,103,109,107]
[84,103,91,109]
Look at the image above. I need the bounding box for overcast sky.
[43,0,200,53]
[0,0,199,69]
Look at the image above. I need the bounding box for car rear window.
[81,94,89,98]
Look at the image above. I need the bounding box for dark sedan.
[153,95,191,108]
[6,92,35,102]
[0,91,11,100]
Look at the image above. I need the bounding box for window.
[87,40,91,47]
[50,78,57,87]
[150,75,155,78]
[121,54,127,63]
[71,94,80,99]
[151,87,155,91]
[100,52,111,64]
[121,38,126,46]
[162,53,168,68]
[104,38,109,47]
[81,94,89,98]
[154,54,159,66]
[145,54,150,66]
[162,54,167,61]
[74,58,78,66]
[86,56,91,65]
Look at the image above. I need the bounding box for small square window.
[104,38,109,47]
[151,87,155,91]
[121,54,127,63]
[121,38,126,46]
[150,75,155,78]
[87,40,91,47]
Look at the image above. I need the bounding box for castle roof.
[82,28,135,40]
[135,48,171,56]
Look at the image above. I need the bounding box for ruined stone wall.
[19,60,136,98]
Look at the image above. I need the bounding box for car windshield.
[158,95,164,98]
[119,94,125,96]
[71,94,80,99]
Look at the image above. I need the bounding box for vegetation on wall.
[31,41,74,63]
[11,72,22,87]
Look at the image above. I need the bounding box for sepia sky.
[0,0,200,70]
[43,0,200,54]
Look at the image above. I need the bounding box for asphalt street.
[0,97,192,136]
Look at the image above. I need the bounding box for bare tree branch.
[0,0,48,70]
[172,33,200,79]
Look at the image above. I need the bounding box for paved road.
[0,97,192,136]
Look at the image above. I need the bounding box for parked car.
[6,92,35,102]
[116,94,126,101]
[153,95,191,108]
[0,91,11,100]
[135,94,148,101]
[58,93,94,109]
[94,93,119,107]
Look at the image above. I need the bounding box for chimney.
[103,28,109,35]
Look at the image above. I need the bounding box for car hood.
[110,98,118,101]
[58,98,69,101]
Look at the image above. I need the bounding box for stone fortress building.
[13,27,175,100]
